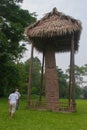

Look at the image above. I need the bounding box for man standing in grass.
[8,89,18,118]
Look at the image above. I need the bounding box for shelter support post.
[45,49,59,111]
[27,44,34,108]
[69,34,76,111]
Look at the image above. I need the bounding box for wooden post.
[69,43,72,108]
[69,34,76,111]
[69,61,71,108]
[27,44,33,108]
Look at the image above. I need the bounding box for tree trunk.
[45,49,59,111]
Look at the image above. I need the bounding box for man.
[8,90,18,118]
[15,89,21,110]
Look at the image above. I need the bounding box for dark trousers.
[16,99,20,110]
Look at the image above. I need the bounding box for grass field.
[0,98,87,130]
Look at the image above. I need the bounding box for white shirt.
[8,93,18,104]
[15,91,21,99]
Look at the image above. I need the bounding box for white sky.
[21,0,87,71]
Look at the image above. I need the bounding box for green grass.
[0,98,87,130]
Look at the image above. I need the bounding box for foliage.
[0,0,36,96]
[24,57,42,95]
[65,64,87,98]
[0,60,19,97]
[75,84,82,99]
[57,67,69,98]
[0,0,36,61]
[66,65,87,87]
[82,86,87,99]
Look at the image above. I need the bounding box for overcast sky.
[21,0,87,71]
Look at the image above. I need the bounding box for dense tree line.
[20,61,87,99]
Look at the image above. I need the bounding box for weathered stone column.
[45,49,59,111]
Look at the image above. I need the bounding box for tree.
[57,68,68,98]
[66,64,87,99]
[0,0,36,61]
[24,57,41,95]
[0,0,36,96]
[83,86,87,99]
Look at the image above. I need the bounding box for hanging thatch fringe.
[25,7,82,38]
[25,7,82,52]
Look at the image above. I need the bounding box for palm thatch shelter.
[25,7,82,112]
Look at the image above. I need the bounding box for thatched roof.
[25,7,82,52]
